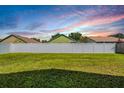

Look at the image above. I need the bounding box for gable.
[0,36,25,43]
[50,35,73,43]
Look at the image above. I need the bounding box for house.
[49,34,76,43]
[0,34,40,43]
[81,36,124,43]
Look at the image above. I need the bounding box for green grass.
[0,53,124,87]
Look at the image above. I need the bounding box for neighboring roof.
[49,34,76,43]
[0,34,40,43]
[88,36,124,43]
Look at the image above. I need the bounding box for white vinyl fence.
[0,44,11,53]
[0,43,116,54]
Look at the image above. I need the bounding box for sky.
[0,5,124,40]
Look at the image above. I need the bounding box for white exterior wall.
[0,43,116,54]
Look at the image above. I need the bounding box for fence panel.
[0,43,116,53]
[0,44,10,53]
[11,43,74,53]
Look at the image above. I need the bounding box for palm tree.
[110,33,124,43]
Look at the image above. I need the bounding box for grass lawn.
[0,53,124,87]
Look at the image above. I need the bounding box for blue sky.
[0,5,124,40]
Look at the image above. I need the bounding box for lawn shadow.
[0,69,124,88]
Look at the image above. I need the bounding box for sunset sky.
[0,5,124,40]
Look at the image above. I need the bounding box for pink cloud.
[72,14,124,27]
[86,30,118,37]
[53,14,124,34]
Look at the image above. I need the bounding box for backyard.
[0,53,124,87]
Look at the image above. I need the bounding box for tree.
[51,33,61,39]
[68,32,82,41]
[110,33,124,38]
[42,40,47,43]
[109,33,124,42]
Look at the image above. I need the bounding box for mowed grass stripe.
[0,53,124,76]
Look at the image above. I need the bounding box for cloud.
[80,25,124,36]
[49,6,124,34]
[57,8,98,20]
[51,14,124,33]
[25,22,46,30]
[7,31,41,36]
[87,30,118,37]
[2,6,124,39]
[71,14,124,28]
